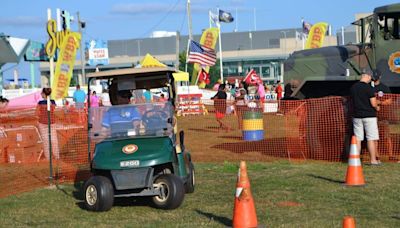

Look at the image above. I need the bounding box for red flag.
[198,68,210,84]
[243,69,261,85]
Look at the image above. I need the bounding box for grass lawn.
[1,161,400,227]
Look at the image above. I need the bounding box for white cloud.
[0,16,45,27]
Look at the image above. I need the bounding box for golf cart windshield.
[89,102,174,140]
[87,67,177,140]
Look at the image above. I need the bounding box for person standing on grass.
[212,84,230,131]
[73,85,86,109]
[36,88,59,160]
[350,68,381,165]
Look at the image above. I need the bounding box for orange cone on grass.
[343,216,356,228]
[345,136,365,186]
[232,161,258,228]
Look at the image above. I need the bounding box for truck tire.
[84,175,114,212]
[152,174,185,210]
[184,162,195,193]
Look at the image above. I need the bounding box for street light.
[137,40,142,59]
[77,12,86,86]
[249,32,253,49]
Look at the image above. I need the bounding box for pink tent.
[8,91,42,107]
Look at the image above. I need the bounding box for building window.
[269,38,280,48]
[261,66,270,77]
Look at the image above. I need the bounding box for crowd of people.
[211,79,284,131]
[213,79,283,104]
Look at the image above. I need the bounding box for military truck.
[284,3,400,99]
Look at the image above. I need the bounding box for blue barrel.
[242,111,264,141]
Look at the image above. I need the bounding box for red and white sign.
[243,69,262,85]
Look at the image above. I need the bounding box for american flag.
[187,40,217,66]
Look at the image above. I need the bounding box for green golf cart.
[83,67,194,211]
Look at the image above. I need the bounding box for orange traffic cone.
[343,216,356,228]
[345,136,365,186]
[232,161,258,228]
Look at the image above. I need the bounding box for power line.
[139,0,182,38]
[179,1,187,34]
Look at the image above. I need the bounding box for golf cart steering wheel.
[142,109,169,130]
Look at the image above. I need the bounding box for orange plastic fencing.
[0,105,90,198]
[1,95,399,198]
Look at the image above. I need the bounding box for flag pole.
[185,39,190,72]
[187,0,193,40]
[301,17,305,50]
[209,10,212,28]
[195,68,200,85]
[217,8,223,82]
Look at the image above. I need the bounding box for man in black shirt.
[350,68,380,165]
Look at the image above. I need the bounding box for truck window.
[378,13,400,40]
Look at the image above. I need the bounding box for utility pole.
[281,31,288,56]
[341,26,345,45]
[175,31,180,69]
[77,12,85,86]
[235,8,238,32]
[137,40,142,59]
[253,8,257,31]
[47,8,55,88]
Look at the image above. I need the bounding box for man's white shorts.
[353,117,379,141]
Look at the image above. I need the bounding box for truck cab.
[284,3,400,99]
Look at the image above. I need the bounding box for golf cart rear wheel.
[152,174,185,210]
[185,162,195,193]
[84,176,114,212]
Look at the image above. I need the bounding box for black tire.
[84,176,114,212]
[152,174,185,210]
[184,162,195,193]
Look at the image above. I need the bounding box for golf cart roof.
[86,67,178,79]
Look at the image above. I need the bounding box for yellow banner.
[305,22,328,49]
[51,32,81,100]
[191,27,219,86]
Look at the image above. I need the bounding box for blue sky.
[1,0,399,86]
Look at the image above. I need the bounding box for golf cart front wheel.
[152,174,185,210]
[84,175,114,212]
[185,162,195,193]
